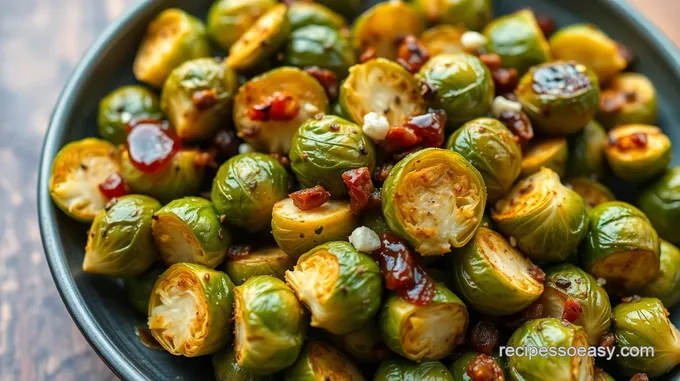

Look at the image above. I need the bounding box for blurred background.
[0,0,678,380]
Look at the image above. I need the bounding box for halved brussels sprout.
[271,198,359,259]
[329,319,390,363]
[285,25,356,77]
[225,246,293,285]
[612,297,680,377]
[290,115,375,196]
[226,4,291,71]
[233,67,329,153]
[449,352,507,381]
[361,210,391,236]
[482,10,551,74]
[125,266,165,315]
[288,2,346,30]
[213,347,275,381]
[211,153,291,232]
[520,137,568,178]
[414,0,492,31]
[83,195,161,276]
[380,283,468,361]
[446,117,522,202]
[549,24,627,82]
[284,341,364,381]
[285,241,382,335]
[351,1,425,60]
[597,73,658,129]
[564,177,615,209]
[420,25,466,56]
[582,201,660,290]
[540,264,611,345]
[133,9,211,88]
[207,0,277,51]
[516,61,600,135]
[604,124,672,183]
[641,240,680,309]
[492,167,589,263]
[382,148,487,256]
[340,58,425,126]
[375,359,454,381]
[148,263,234,357]
[638,167,680,244]
[566,120,607,179]
[234,276,306,375]
[160,58,238,141]
[507,318,593,381]
[417,53,494,125]
[451,228,544,315]
[49,138,120,222]
[121,149,205,203]
[98,85,162,144]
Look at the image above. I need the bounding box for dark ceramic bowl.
[38,0,680,380]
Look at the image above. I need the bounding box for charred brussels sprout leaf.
[375,358,454,381]
[207,0,277,51]
[225,246,293,285]
[98,86,162,144]
[285,25,356,77]
[213,347,276,381]
[605,124,672,183]
[421,25,466,56]
[284,341,364,381]
[638,167,680,244]
[564,177,615,209]
[520,137,568,178]
[288,2,346,31]
[125,266,165,315]
[597,73,658,129]
[566,120,607,179]
[414,0,492,31]
[329,319,390,363]
[641,240,680,309]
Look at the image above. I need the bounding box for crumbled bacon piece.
[360,47,377,63]
[498,110,534,148]
[466,354,505,381]
[611,132,648,151]
[561,297,583,322]
[396,35,430,73]
[479,53,502,71]
[289,185,331,211]
[492,68,519,95]
[630,374,649,381]
[383,111,446,153]
[470,320,500,355]
[342,167,376,215]
[192,89,219,110]
[536,14,556,37]
[248,92,299,121]
[527,265,545,283]
[375,163,394,184]
[304,66,338,100]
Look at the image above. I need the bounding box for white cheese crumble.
[362,112,390,141]
[238,143,255,154]
[509,236,517,247]
[596,277,607,286]
[460,31,488,52]
[303,103,319,114]
[349,226,381,253]
[491,96,523,118]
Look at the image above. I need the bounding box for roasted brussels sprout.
[482,10,551,74]
[446,117,522,201]
[125,267,164,315]
[449,352,507,381]
[641,240,680,308]
[329,319,390,363]
[211,153,291,232]
[207,0,277,51]
[520,137,568,178]
[213,347,275,381]
[285,241,382,335]
[375,359,454,381]
[605,124,672,183]
[98,86,162,144]
[83,195,161,276]
[284,341,364,381]
[285,25,356,77]
[233,67,329,153]
[414,0,492,31]
[380,283,468,361]
[506,318,593,381]
[360,210,391,236]
[49,138,120,222]
[451,228,544,315]
[597,73,658,129]
[288,1,346,30]
[564,177,615,209]
[417,53,494,125]
[612,297,680,377]
[226,4,291,71]
[225,246,293,285]
[340,58,425,126]
[233,276,306,375]
[492,168,589,263]
[382,148,487,255]
[133,9,211,88]
[566,120,608,179]
[148,263,234,357]
[549,24,627,82]
[638,167,680,244]
[582,201,660,290]
[420,25,465,56]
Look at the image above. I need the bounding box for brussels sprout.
[351,1,425,60]
[290,115,375,196]
[121,149,205,203]
[506,318,593,381]
[520,137,569,178]
[213,347,275,381]
[226,4,291,71]
[414,0,492,31]
[125,267,165,315]
[288,1,346,30]
[638,167,680,244]
[49,138,120,222]
[340,58,425,126]
[207,0,277,51]
[225,246,293,285]
[160,58,238,141]
[148,263,234,357]
[329,319,390,363]
[604,124,672,183]
[233,67,329,153]
[361,210,391,236]
[564,177,615,209]
[234,276,306,375]
[582,201,660,290]
[382,148,487,255]
[83,195,161,276]
[451,228,544,315]
[380,283,468,361]
[375,359,454,381]
[492,168,589,263]
[272,198,359,258]
[549,24,627,82]
[285,241,382,334]
[612,297,680,377]
[446,117,522,202]
[640,240,680,309]
[597,73,658,129]
[284,341,364,381]
[417,53,494,125]
[566,120,607,179]
[482,10,551,75]
[420,25,466,57]
[211,153,291,232]
[516,61,600,135]
[449,352,507,381]
[285,25,356,77]
[98,86,162,144]
[133,9,211,88]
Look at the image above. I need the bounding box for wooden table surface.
[0,0,678,380]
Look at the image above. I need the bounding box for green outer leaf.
[329,319,390,363]
[284,341,364,380]
[207,0,277,51]
[638,167,680,243]
[285,25,356,77]
[641,240,680,308]
[288,2,346,31]
[98,85,162,144]
[225,247,293,285]
[213,347,276,381]
[375,359,454,381]
[567,120,607,179]
[124,266,165,315]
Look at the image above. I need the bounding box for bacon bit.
[470,320,500,355]
[125,118,181,173]
[527,265,545,283]
[212,129,240,158]
[289,185,331,211]
[479,53,502,71]
[561,297,583,322]
[359,47,377,63]
[270,153,290,168]
[630,374,649,381]
[396,35,430,73]
[492,68,519,95]
[617,42,635,67]
[375,163,394,184]
[498,110,534,148]
[611,132,648,151]
[98,173,130,198]
[536,14,556,37]
[555,278,571,289]
[342,167,376,215]
[383,111,446,153]
[621,295,642,303]
[192,151,217,168]
[226,245,252,259]
[304,66,338,100]
[192,89,219,111]
[466,354,505,381]
[598,332,616,348]
[599,90,625,114]
[247,92,299,121]
[504,301,544,330]
[240,125,261,138]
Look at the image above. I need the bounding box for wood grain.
[0,1,676,380]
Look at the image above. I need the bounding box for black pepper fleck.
[314,226,324,234]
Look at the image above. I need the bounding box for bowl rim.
[37,0,680,380]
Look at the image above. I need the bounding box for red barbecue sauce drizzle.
[98,173,130,198]
[125,118,180,173]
